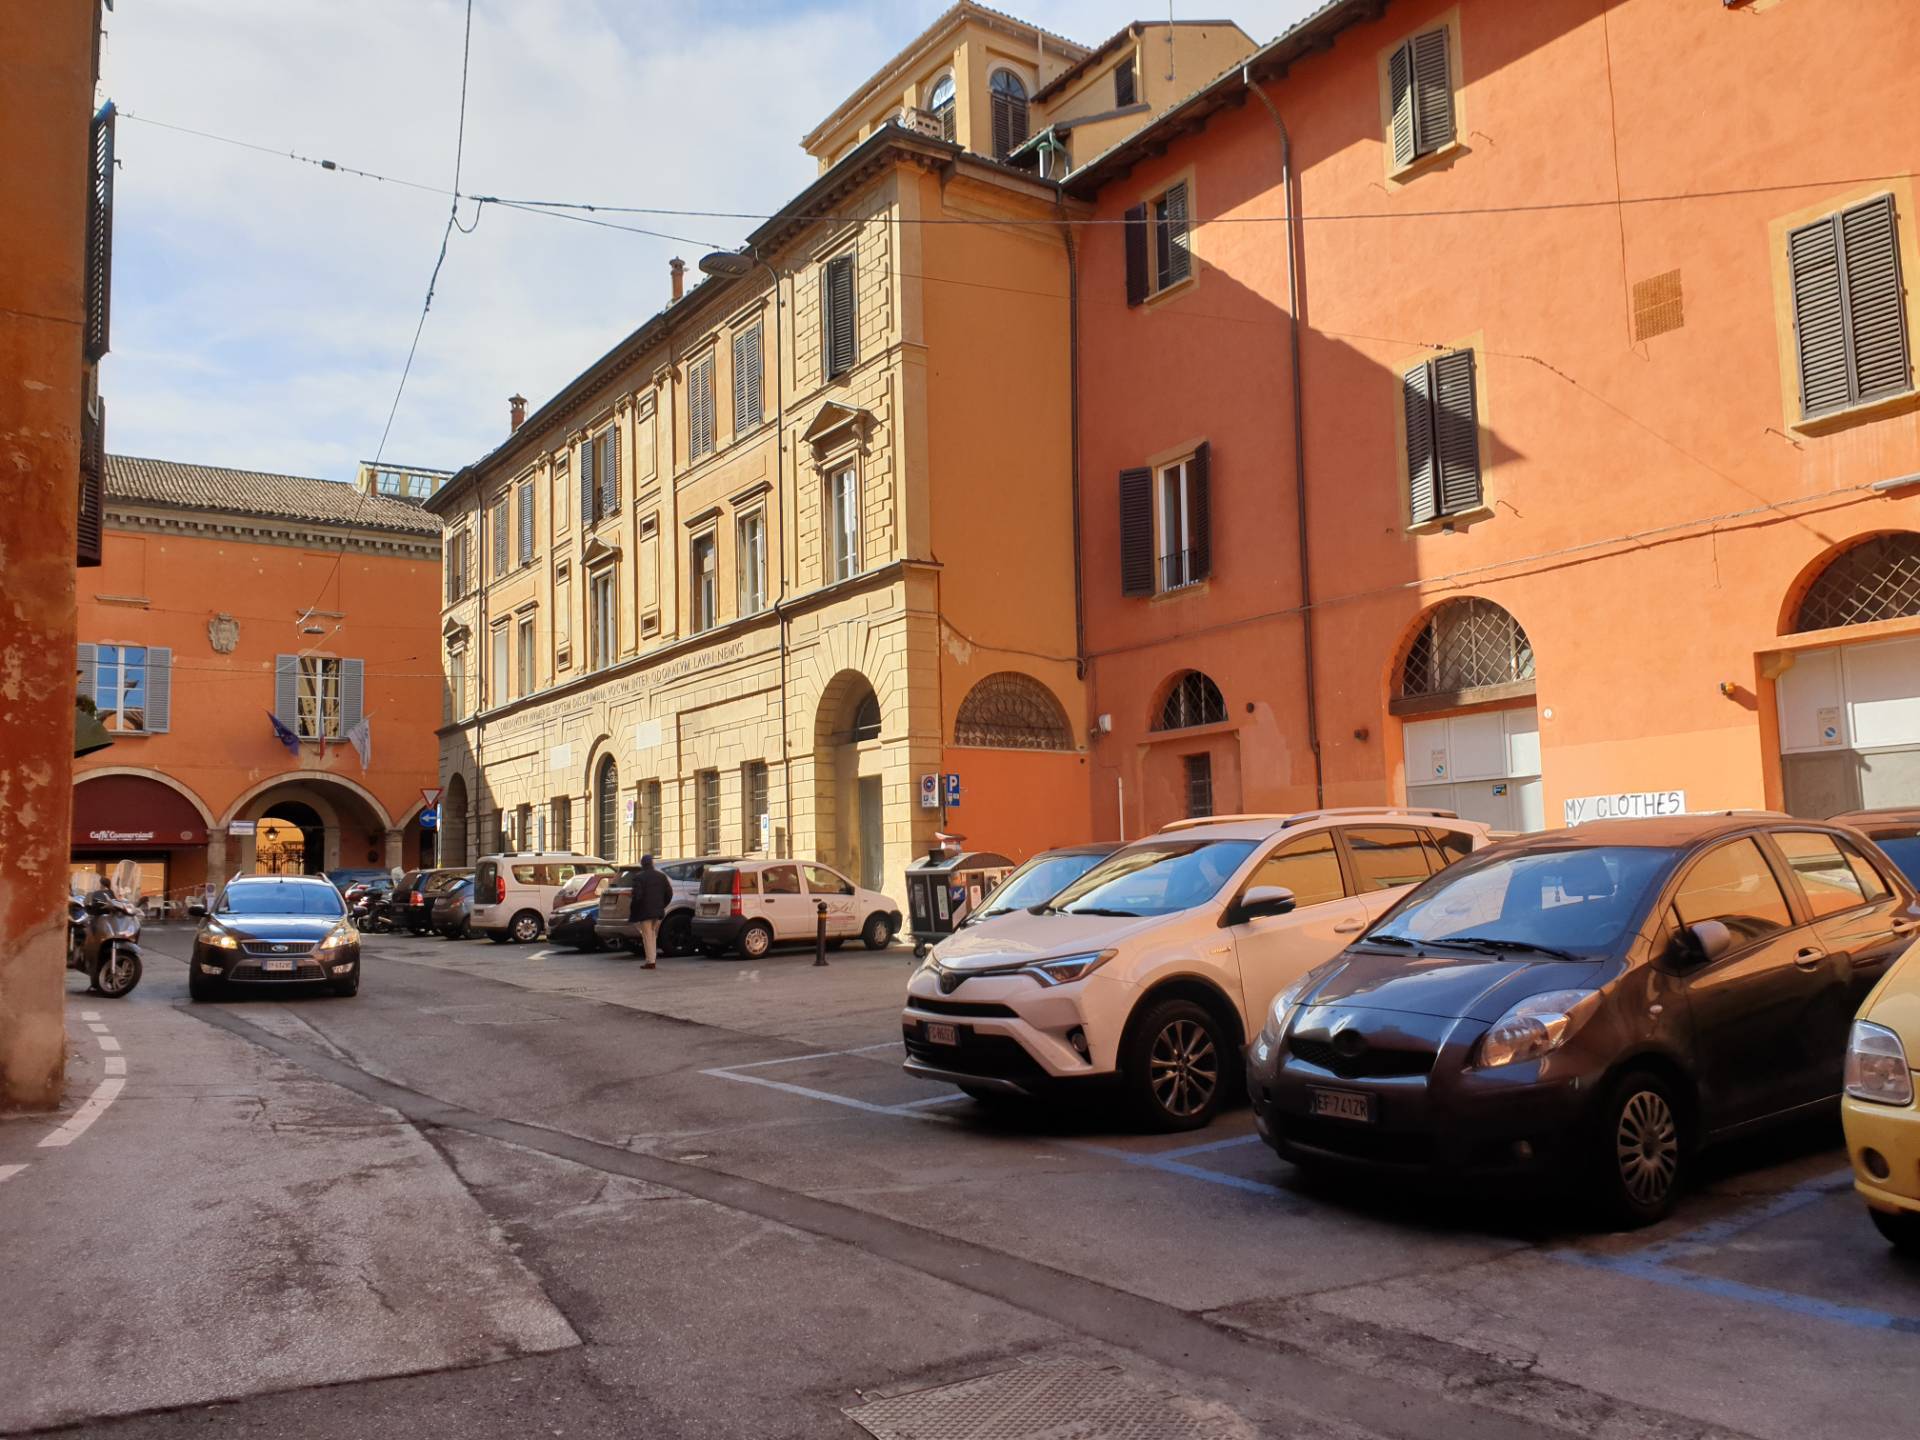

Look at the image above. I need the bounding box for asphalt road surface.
[2,923,1915,1439]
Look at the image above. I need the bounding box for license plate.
[701,901,720,915]
[261,959,296,973]
[1309,1086,1374,1124]
[924,1021,958,1046]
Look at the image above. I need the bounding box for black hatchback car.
[1249,815,1919,1225]
[1832,808,1920,889]
[188,875,361,1000]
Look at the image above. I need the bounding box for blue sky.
[98,1,1318,482]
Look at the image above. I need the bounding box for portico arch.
[813,669,888,890]
[223,771,396,874]
[73,768,215,828]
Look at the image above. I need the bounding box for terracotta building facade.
[1068,0,1920,837]
[71,458,444,905]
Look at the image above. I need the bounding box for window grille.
[1399,598,1534,698]
[1794,533,1920,633]
[954,673,1073,750]
[1156,671,1226,731]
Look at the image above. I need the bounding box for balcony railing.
[1159,549,1201,592]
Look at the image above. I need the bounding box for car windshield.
[1050,840,1258,918]
[969,854,1110,924]
[1869,832,1920,887]
[218,883,345,918]
[1366,845,1675,958]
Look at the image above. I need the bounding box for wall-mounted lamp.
[1718,680,1738,698]
[1094,713,1113,734]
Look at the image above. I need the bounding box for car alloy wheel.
[739,922,773,959]
[511,912,542,944]
[862,913,892,950]
[1149,1017,1218,1121]
[1614,1088,1679,1208]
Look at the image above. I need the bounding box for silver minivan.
[472,851,614,944]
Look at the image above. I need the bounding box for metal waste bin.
[905,848,1014,956]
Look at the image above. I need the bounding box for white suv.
[473,852,614,944]
[901,809,1489,1130]
[692,859,903,958]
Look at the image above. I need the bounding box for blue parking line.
[1556,1251,1920,1335]
[1633,1171,1854,1264]
[1156,1134,1264,1162]
[1079,1139,1293,1199]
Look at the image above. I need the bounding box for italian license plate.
[701,901,720,915]
[1309,1086,1374,1124]
[261,959,296,973]
[923,1022,958,1046]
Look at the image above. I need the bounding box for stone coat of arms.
[208,613,240,654]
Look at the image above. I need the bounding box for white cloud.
[99,1,1319,480]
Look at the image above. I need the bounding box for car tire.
[487,930,509,945]
[509,911,544,944]
[1592,1068,1688,1228]
[737,921,774,960]
[1122,997,1229,1133]
[332,971,359,998]
[187,968,219,1002]
[1869,1206,1920,1253]
[661,913,693,956]
[861,913,893,950]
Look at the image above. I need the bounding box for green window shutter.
[1840,194,1911,405]
[518,484,534,565]
[600,428,619,514]
[1410,29,1454,155]
[340,658,365,732]
[274,654,299,728]
[1404,361,1437,525]
[492,500,509,575]
[1124,203,1149,306]
[1188,442,1212,580]
[1387,41,1415,170]
[77,643,98,703]
[1433,349,1481,514]
[145,647,172,733]
[579,439,597,526]
[1118,467,1154,596]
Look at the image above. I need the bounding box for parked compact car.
[1842,935,1920,1253]
[903,809,1489,1130]
[431,876,474,939]
[1249,814,1920,1225]
[953,843,1122,933]
[547,873,608,950]
[473,852,614,944]
[597,857,738,955]
[1832,808,1920,889]
[187,874,361,1000]
[693,859,902,959]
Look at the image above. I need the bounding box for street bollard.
[814,901,829,966]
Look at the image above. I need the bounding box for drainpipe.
[1056,204,1087,678]
[474,478,488,857]
[762,253,793,860]
[1244,63,1323,807]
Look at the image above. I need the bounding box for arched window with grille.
[1793,533,1920,633]
[927,73,956,143]
[1155,671,1226,731]
[594,755,619,862]
[989,70,1028,160]
[954,673,1073,750]
[1396,598,1534,704]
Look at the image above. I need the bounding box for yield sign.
[421,786,443,809]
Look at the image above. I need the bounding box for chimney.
[508,393,527,432]
[669,256,687,303]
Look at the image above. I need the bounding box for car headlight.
[1477,989,1600,1069]
[203,926,241,950]
[1845,1020,1914,1107]
[1261,974,1316,1048]
[1022,950,1115,986]
[316,922,357,951]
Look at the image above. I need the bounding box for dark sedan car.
[1248,815,1919,1226]
[431,876,474,938]
[1832,808,1920,889]
[188,875,361,1001]
[547,873,606,950]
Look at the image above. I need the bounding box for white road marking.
[97,1036,121,1052]
[80,1010,101,1021]
[104,1055,126,1076]
[0,1165,27,1184]
[86,1023,108,1034]
[722,1042,899,1072]
[37,1077,126,1148]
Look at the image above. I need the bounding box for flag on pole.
[267,711,301,757]
[346,715,373,773]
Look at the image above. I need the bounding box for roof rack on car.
[1157,814,1296,832]
[1687,809,1790,819]
[1279,805,1460,828]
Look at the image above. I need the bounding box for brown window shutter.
[1432,349,1481,514]
[824,255,856,379]
[1124,204,1149,306]
[1387,41,1415,170]
[579,436,597,524]
[602,427,620,513]
[1410,29,1455,155]
[85,104,114,361]
[1403,361,1437,525]
[1789,214,1849,417]
[991,92,1012,160]
[1840,194,1911,405]
[1188,442,1211,580]
[1119,467,1154,596]
[77,399,105,567]
[1115,59,1136,108]
[1160,182,1191,287]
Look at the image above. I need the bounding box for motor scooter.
[348,885,393,933]
[67,860,144,998]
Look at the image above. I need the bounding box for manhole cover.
[846,1360,1257,1440]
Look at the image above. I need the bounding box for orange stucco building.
[72,458,444,905]
[1069,0,1920,837]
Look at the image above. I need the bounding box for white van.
[472,852,615,944]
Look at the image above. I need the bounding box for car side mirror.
[1678,919,1733,965]
[188,902,207,918]
[1226,885,1296,926]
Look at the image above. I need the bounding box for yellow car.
[1843,936,1920,1253]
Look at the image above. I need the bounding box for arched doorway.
[1775,532,1920,816]
[815,672,886,891]
[442,773,470,866]
[258,801,324,875]
[594,755,620,862]
[1392,597,1542,831]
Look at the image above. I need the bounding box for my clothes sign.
[1563,790,1687,826]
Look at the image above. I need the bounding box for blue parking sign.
[944,773,961,807]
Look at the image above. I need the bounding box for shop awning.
[72,774,207,850]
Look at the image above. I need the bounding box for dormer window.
[989,70,1028,161]
[928,73,956,143]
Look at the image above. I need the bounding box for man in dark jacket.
[632,854,674,969]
